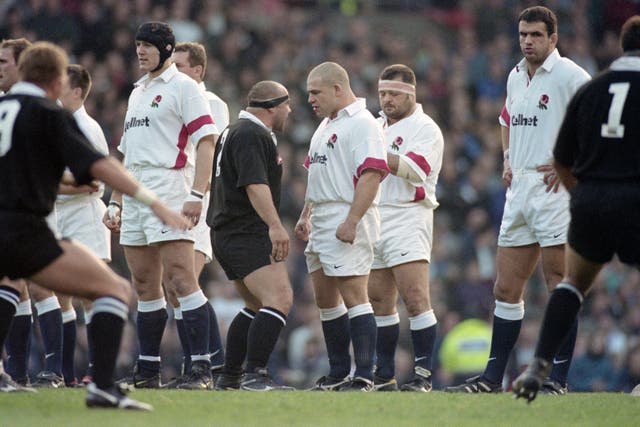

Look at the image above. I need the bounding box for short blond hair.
[174,42,207,79]
[18,41,68,86]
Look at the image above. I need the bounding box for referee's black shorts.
[0,212,63,280]
[211,226,272,281]
[568,182,640,266]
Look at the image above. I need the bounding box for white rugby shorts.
[498,170,569,248]
[372,204,433,269]
[56,195,111,261]
[193,191,212,263]
[45,208,60,239]
[305,202,380,277]
[120,166,195,246]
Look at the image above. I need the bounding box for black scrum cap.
[135,21,175,72]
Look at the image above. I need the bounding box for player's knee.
[268,284,293,315]
[493,280,522,303]
[404,299,428,317]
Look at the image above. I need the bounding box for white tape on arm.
[396,156,422,184]
[134,187,158,206]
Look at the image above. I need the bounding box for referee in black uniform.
[514,15,640,402]
[0,42,188,408]
[208,80,294,391]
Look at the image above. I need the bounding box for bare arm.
[336,170,382,244]
[294,201,312,242]
[182,134,217,225]
[553,159,577,191]
[501,126,512,188]
[246,183,289,261]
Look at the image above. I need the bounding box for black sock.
[181,303,210,360]
[245,307,286,373]
[87,297,128,389]
[37,307,63,375]
[5,314,31,381]
[175,317,191,375]
[136,307,167,376]
[375,320,399,379]
[483,316,522,384]
[350,312,377,380]
[224,308,255,374]
[0,286,20,350]
[535,286,583,363]
[411,323,438,372]
[549,319,578,386]
[62,317,77,383]
[321,313,351,379]
[206,303,225,367]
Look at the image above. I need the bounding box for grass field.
[1,389,638,427]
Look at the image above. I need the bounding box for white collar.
[9,81,47,97]
[134,63,179,87]
[610,56,640,72]
[238,110,277,146]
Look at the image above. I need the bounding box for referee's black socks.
[245,307,286,373]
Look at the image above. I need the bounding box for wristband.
[186,194,204,203]
[190,189,204,199]
[134,187,158,206]
[108,200,121,208]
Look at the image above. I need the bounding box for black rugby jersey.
[554,57,640,181]
[0,85,104,216]
[208,116,282,231]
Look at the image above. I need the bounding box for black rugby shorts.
[211,228,272,280]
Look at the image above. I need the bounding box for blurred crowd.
[2,0,640,391]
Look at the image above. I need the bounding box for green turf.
[1,390,638,427]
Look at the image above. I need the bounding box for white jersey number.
[0,100,21,156]
[600,82,630,139]
[214,128,230,177]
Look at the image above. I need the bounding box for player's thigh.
[29,240,130,303]
[494,244,540,302]
[233,279,262,312]
[243,261,292,314]
[368,268,397,315]
[310,269,342,309]
[158,240,197,295]
[336,274,370,308]
[123,244,163,299]
[540,244,565,290]
[392,260,431,315]
[29,281,56,302]
[564,244,604,295]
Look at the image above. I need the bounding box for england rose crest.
[537,94,549,110]
[392,136,403,151]
[151,95,162,108]
[327,133,337,149]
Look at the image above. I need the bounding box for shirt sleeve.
[398,122,443,186]
[181,80,219,143]
[352,119,389,180]
[553,91,581,168]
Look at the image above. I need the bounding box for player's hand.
[269,222,290,261]
[152,201,190,230]
[103,205,121,233]
[336,216,358,244]
[294,217,311,242]
[182,201,202,227]
[537,164,560,193]
[502,158,512,188]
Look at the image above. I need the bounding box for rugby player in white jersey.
[447,6,590,394]
[369,64,443,392]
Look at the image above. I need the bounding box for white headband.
[378,80,416,95]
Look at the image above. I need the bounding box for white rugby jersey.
[57,105,110,202]
[304,98,389,204]
[499,49,590,170]
[378,104,443,208]
[199,82,229,130]
[118,64,218,169]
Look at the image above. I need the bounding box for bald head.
[247,80,288,106]
[306,62,356,119]
[308,62,351,88]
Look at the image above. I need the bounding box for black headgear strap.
[248,95,289,109]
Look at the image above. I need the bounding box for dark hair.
[518,6,557,36]
[621,15,640,52]
[67,64,91,101]
[379,64,416,86]
[174,42,207,79]
[0,38,32,62]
